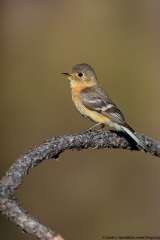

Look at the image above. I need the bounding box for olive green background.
[1,1,160,239]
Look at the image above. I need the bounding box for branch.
[0,130,159,239]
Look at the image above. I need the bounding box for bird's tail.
[121,125,149,152]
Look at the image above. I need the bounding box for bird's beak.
[62,72,71,76]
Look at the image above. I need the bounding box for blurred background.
[1,0,160,239]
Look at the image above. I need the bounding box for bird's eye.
[78,73,83,77]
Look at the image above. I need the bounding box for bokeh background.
[1,0,160,239]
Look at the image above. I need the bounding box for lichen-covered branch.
[0,130,159,239]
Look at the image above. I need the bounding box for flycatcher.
[62,63,149,152]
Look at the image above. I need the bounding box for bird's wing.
[80,86,126,125]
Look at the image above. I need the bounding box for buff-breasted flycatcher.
[62,63,149,152]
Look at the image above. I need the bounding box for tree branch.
[0,130,159,239]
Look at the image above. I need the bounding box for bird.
[62,63,149,152]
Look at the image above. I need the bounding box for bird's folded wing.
[80,87,126,125]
